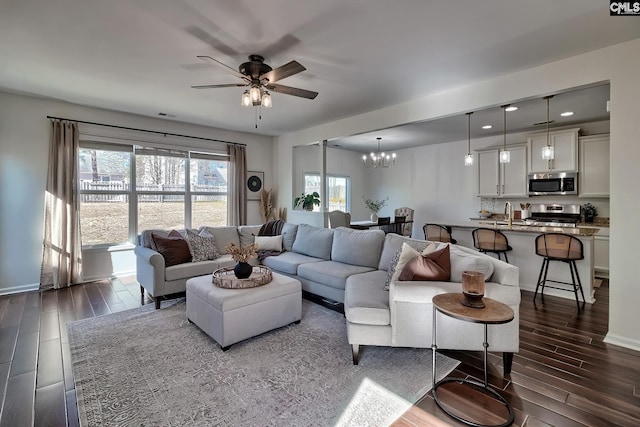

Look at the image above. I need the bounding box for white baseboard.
[604,333,640,353]
[0,282,39,296]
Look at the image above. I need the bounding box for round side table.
[431,293,515,427]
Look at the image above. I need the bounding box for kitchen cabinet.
[528,128,579,173]
[477,144,527,197]
[579,134,610,198]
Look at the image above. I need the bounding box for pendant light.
[499,105,510,163]
[464,112,473,166]
[541,95,554,161]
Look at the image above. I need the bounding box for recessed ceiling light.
[505,106,518,112]
[482,125,493,129]
[560,111,574,117]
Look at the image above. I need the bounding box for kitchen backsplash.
[479,197,610,219]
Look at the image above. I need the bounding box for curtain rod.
[46,116,246,146]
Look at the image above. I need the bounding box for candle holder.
[461,271,485,308]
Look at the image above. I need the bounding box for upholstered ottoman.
[186,272,302,350]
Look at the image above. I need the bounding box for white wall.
[275,38,640,351]
[0,91,273,293]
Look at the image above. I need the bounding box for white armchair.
[393,207,414,236]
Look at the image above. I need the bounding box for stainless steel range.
[523,204,582,227]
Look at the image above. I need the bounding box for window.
[79,142,228,247]
[303,173,350,212]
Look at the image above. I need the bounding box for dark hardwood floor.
[0,278,638,426]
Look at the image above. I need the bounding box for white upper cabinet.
[528,128,579,173]
[579,134,610,198]
[477,144,528,198]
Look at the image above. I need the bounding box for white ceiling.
[1,1,638,147]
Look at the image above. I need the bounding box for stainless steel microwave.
[528,172,577,196]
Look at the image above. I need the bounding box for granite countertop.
[447,220,600,236]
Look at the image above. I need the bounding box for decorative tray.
[212,265,273,289]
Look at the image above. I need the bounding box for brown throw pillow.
[152,230,192,267]
[398,245,451,281]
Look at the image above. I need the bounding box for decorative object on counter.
[499,104,511,163]
[464,112,474,166]
[478,210,492,219]
[225,242,258,279]
[294,191,321,211]
[212,265,273,289]
[363,196,388,222]
[362,137,396,168]
[461,270,486,308]
[541,95,555,161]
[582,203,597,223]
[520,203,531,220]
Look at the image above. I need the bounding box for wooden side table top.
[432,293,514,325]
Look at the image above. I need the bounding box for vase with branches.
[363,196,388,222]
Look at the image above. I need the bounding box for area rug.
[68,299,458,427]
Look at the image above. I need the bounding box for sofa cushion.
[262,251,323,275]
[331,227,385,268]
[165,255,235,282]
[291,224,333,260]
[345,270,390,326]
[297,261,374,290]
[199,226,240,255]
[238,225,262,247]
[281,223,298,252]
[152,231,192,267]
[254,235,283,252]
[378,233,433,271]
[385,242,436,290]
[185,229,220,262]
[399,245,451,281]
[449,243,494,282]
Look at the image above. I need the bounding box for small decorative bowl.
[478,211,492,219]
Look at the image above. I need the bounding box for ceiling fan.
[191,54,318,108]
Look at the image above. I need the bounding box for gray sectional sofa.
[135,222,521,374]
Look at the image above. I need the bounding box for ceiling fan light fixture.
[241,90,252,107]
[261,91,272,108]
[249,85,261,103]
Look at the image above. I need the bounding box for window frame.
[303,172,351,212]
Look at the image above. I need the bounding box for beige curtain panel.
[40,120,83,289]
[227,144,247,226]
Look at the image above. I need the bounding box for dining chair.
[328,210,351,229]
[394,207,414,236]
[377,217,391,233]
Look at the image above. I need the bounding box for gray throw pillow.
[186,229,220,262]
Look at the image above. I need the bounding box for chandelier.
[362,137,396,168]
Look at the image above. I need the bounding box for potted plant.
[582,203,597,223]
[294,192,321,211]
[363,196,388,222]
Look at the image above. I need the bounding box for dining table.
[350,219,413,234]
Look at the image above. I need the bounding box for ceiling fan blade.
[266,83,318,100]
[261,61,306,84]
[191,83,248,89]
[197,55,247,81]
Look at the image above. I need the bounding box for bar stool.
[471,228,512,263]
[533,233,585,311]
[423,224,457,244]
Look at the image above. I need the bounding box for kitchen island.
[440,221,598,304]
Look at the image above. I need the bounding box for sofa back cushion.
[238,225,261,247]
[331,227,385,268]
[378,233,433,271]
[292,224,333,260]
[199,226,240,256]
[281,223,298,252]
[448,243,494,282]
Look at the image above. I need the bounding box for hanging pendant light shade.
[499,105,511,163]
[465,112,474,166]
[541,95,555,161]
